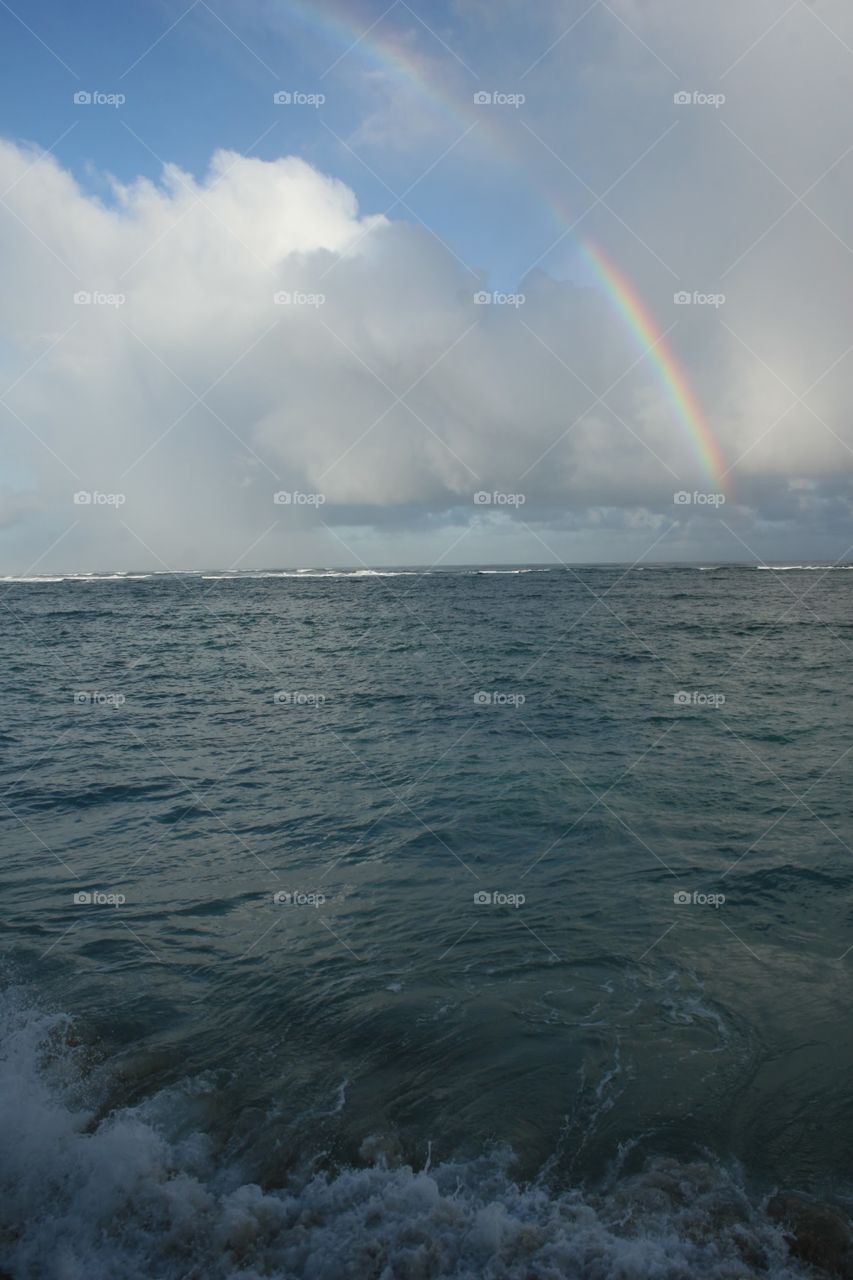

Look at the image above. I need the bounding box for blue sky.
[2,0,853,569]
[0,0,572,290]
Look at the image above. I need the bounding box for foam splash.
[0,989,817,1280]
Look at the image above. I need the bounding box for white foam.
[0,574,153,583]
[201,570,419,580]
[0,989,813,1280]
[1,568,553,584]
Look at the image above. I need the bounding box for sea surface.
[2,563,853,1278]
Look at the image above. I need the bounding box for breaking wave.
[0,989,816,1280]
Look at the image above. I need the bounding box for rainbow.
[580,244,728,488]
[276,0,728,492]
[284,0,460,122]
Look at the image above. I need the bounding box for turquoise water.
[2,565,852,1277]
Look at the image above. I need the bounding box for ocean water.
[2,564,852,1278]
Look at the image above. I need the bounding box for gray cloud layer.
[2,0,853,570]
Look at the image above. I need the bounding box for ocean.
[2,564,852,1278]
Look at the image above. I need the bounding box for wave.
[0,574,153,583]
[2,568,554,584]
[201,569,420,580]
[0,989,817,1279]
[5,564,853,585]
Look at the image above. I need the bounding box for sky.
[2,0,853,570]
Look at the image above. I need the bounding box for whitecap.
[0,989,811,1280]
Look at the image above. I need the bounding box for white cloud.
[3,0,853,570]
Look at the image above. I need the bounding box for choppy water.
[2,564,853,1278]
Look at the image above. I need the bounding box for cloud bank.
[2,0,853,568]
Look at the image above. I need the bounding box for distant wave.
[0,573,153,583]
[201,569,420,580]
[4,564,851,584]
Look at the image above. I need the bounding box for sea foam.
[0,988,811,1280]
